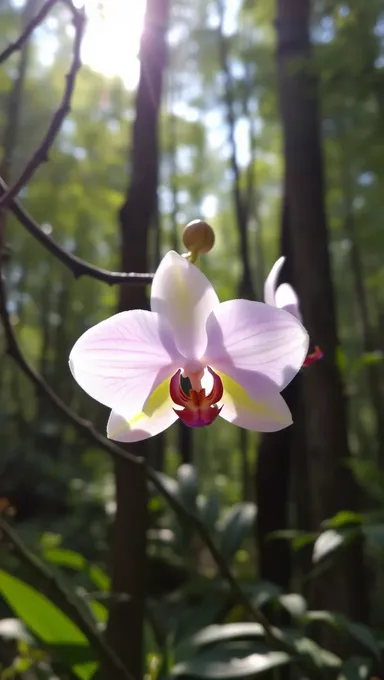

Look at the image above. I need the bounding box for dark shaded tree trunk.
[339,161,384,463]
[255,196,295,593]
[275,0,367,624]
[105,2,169,678]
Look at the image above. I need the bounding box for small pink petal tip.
[303,345,324,367]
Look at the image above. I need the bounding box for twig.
[0,179,153,284]
[0,4,85,208]
[0,517,135,680]
[0,0,78,65]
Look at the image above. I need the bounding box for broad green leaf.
[173,593,229,648]
[337,657,373,680]
[278,593,307,617]
[43,548,110,591]
[220,504,256,561]
[339,618,381,661]
[322,512,362,529]
[302,610,339,626]
[312,530,345,563]
[172,641,291,678]
[0,570,95,680]
[43,548,86,570]
[363,524,384,549]
[280,631,341,669]
[190,623,265,648]
[303,611,381,660]
[177,464,199,511]
[198,493,220,529]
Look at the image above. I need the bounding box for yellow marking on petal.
[108,376,173,439]
[215,370,290,425]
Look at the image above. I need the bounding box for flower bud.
[182,220,215,256]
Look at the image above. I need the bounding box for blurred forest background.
[1,0,384,678]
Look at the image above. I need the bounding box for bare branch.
[0,4,85,208]
[0,517,135,680]
[0,178,154,284]
[0,0,79,65]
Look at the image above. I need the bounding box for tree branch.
[0,3,85,208]
[0,0,79,65]
[0,178,153,284]
[0,517,135,680]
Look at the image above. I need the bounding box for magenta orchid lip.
[170,367,223,428]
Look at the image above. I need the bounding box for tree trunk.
[216,0,255,300]
[105,2,169,678]
[0,0,38,269]
[275,0,367,623]
[255,196,295,593]
[339,160,384,463]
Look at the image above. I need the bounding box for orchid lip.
[303,345,323,367]
[170,367,223,428]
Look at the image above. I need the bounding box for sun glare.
[76,0,146,89]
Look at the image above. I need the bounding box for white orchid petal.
[150,251,219,360]
[205,299,309,391]
[217,369,292,432]
[107,375,178,442]
[69,309,181,412]
[264,256,285,306]
[275,283,302,320]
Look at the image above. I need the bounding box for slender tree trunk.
[339,161,384,463]
[255,195,295,593]
[105,3,169,678]
[0,0,38,268]
[276,0,367,624]
[216,0,255,300]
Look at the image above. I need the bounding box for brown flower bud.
[182,220,215,255]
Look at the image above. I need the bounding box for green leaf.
[177,465,199,511]
[278,594,307,618]
[312,530,345,562]
[172,642,290,678]
[322,512,362,529]
[43,548,110,591]
[198,493,220,529]
[43,548,86,570]
[189,623,265,648]
[303,611,381,661]
[281,631,341,669]
[0,570,95,680]
[363,524,384,550]
[302,610,339,626]
[220,504,256,561]
[339,618,381,661]
[173,593,228,648]
[337,657,373,680]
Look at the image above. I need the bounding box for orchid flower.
[264,256,323,367]
[69,251,309,442]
